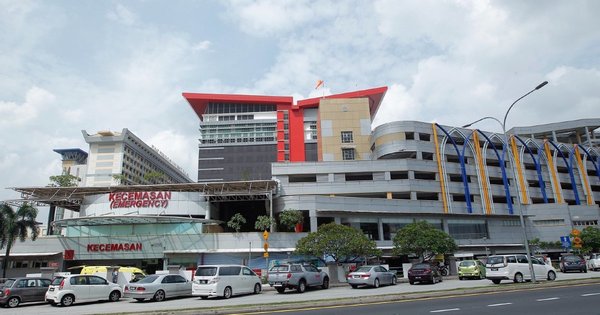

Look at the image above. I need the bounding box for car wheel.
[459,276,464,280]
[584,267,588,273]
[275,287,285,294]
[350,284,358,289]
[7,297,20,308]
[254,283,261,294]
[480,273,485,280]
[321,277,329,289]
[297,280,306,293]
[391,276,397,285]
[134,298,145,302]
[109,290,121,302]
[514,273,524,283]
[200,296,209,299]
[409,280,414,285]
[153,290,166,302]
[61,294,74,307]
[547,271,556,281]
[373,278,380,288]
[492,279,501,284]
[223,286,232,299]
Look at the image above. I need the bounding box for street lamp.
[463,81,548,283]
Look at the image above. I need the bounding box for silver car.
[124,274,192,302]
[346,265,397,288]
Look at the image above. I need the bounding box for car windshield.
[196,267,217,277]
[136,275,160,284]
[354,267,372,273]
[411,263,431,270]
[459,261,475,267]
[270,265,289,272]
[487,256,504,265]
[51,277,64,285]
[564,256,581,262]
[2,279,15,287]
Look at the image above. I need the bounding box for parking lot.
[6,271,600,315]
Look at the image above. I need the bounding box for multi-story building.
[182,87,387,181]
[4,87,600,278]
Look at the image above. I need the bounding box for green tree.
[227,213,246,233]
[278,209,304,231]
[254,215,275,231]
[48,174,80,187]
[143,171,165,184]
[295,223,381,263]
[0,203,40,278]
[113,174,128,185]
[581,226,600,253]
[392,221,457,261]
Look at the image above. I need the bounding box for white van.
[192,265,262,299]
[486,254,557,284]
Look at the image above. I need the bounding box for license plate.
[199,280,207,284]
[49,288,54,292]
[415,276,421,279]
[128,287,136,291]
[491,268,498,271]
[353,275,360,278]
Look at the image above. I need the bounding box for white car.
[45,275,122,307]
[486,254,557,284]
[192,265,261,299]
[587,253,600,271]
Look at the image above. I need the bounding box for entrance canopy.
[7,180,278,211]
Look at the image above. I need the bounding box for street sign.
[560,236,571,248]
[263,230,269,241]
[571,229,581,236]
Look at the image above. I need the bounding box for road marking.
[430,308,460,313]
[229,282,600,315]
[582,292,600,296]
[488,302,513,307]
[536,297,559,301]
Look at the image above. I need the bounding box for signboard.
[560,236,571,248]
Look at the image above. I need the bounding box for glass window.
[88,276,107,285]
[243,268,255,276]
[448,219,487,239]
[342,148,355,160]
[516,255,528,264]
[506,256,517,264]
[219,266,242,276]
[341,131,353,143]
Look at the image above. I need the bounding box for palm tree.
[0,203,40,278]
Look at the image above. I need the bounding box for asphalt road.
[7,271,600,315]
[251,282,600,315]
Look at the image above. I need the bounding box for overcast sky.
[2,0,600,207]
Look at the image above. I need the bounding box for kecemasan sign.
[109,191,171,209]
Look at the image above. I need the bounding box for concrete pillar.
[410,192,417,200]
[309,210,318,232]
[377,218,384,241]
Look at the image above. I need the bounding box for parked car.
[268,263,329,293]
[45,275,122,307]
[192,265,261,299]
[124,274,192,302]
[458,260,486,280]
[486,254,557,284]
[346,265,397,288]
[407,263,443,285]
[0,277,51,308]
[587,253,600,271]
[560,254,587,273]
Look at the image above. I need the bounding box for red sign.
[109,191,171,209]
[87,243,143,252]
[64,249,75,260]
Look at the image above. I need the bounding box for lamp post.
[463,81,548,283]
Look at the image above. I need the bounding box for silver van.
[192,265,261,299]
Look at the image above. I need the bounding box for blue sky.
[2,0,600,206]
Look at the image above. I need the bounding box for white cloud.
[107,4,137,26]
[0,86,55,126]
[192,40,212,51]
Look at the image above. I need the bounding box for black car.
[0,277,52,308]
[407,263,443,285]
[560,255,587,273]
